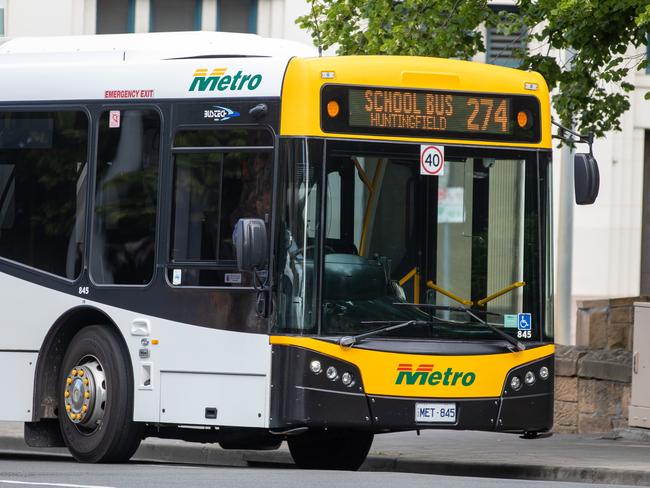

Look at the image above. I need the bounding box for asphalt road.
[0,452,639,488]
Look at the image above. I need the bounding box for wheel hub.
[63,358,107,428]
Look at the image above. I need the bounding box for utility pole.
[555,48,575,345]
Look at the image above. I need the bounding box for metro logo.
[189,68,263,92]
[395,364,476,387]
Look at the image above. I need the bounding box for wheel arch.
[31,306,127,421]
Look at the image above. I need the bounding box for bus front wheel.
[287,430,373,470]
[58,325,142,462]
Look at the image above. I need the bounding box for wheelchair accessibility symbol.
[517,313,532,331]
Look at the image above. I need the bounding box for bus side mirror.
[233,218,268,271]
[574,153,600,205]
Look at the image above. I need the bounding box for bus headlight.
[510,376,522,391]
[341,372,354,387]
[524,370,536,386]
[326,366,339,381]
[539,366,549,380]
[310,360,322,375]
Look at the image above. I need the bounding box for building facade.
[0,0,310,42]
[1,0,648,342]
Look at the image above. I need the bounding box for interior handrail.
[476,281,526,307]
[425,280,473,307]
[398,267,420,304]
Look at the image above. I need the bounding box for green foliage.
[297,0,650,138]
[297,0,491,58]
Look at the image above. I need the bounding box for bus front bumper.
[270,345,554,434]
[367,392,553,432]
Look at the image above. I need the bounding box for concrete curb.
[1,434,649,486]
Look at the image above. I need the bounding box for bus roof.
[0,32,316,102]
[0,32,550,148]
[0,31,317,61]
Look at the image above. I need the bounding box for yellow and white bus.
[0,31,597,469]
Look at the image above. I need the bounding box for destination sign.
[350,88,511,135]
[320,85,541,143]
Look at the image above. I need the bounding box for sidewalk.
[1,422,649,485]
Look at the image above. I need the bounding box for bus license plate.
[415,403,456,423]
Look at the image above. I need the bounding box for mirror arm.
[252,266,270,292]
[253,266,271,318]
[551,119,594,154]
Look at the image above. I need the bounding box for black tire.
[58,325,142,463]
[288,430,373,470]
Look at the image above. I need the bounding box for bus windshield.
[275,139,552,343]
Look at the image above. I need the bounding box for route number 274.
[467,98,508,133]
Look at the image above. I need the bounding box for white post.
[556,138,574,344]
[555,48,575,345]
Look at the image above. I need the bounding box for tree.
[297,0,650,137]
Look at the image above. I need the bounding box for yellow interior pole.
[398,267,420,304]
[359,159,385,256]
[398,267,417,286]
[476,281,526,307]
[426,280,473,307]
[352,158,372,191]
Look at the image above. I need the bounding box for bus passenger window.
[170,128,273,286]
[0,111,88,279]
[91,109,160,285]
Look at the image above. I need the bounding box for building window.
[486,26,527,68]
[151,0,201,32]
[0,111,89,279]
[0,7,4,37]
[486,7,527,68]
[96,0,134,34]
[91,109,160,285]
[217,0,257,34]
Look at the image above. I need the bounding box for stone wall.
[553,297,646,434]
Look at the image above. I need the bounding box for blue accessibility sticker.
[517,313,532,331]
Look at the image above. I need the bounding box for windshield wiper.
[393,303,526,352]
[339,320,428,347]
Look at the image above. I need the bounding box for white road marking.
[0,480,115,488]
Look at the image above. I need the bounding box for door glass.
[169,128,272,287]
[274,139,321,333]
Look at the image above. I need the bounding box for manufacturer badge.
[203,106,240,122]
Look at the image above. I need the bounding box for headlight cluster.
[510,366,549,391]
[310,359,355,387]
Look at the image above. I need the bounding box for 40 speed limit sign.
[420,145,445,176]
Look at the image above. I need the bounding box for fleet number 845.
[78,287,90,295]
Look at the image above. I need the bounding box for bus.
[0,31,598,469]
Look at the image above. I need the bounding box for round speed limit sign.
[420,145,445,176]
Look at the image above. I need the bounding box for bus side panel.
[0,272,82,421]
[120,309,272,428]
[0,272,82,351]
[0,273,273,428]
[159,372,267,427]
[0,352,38,421]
